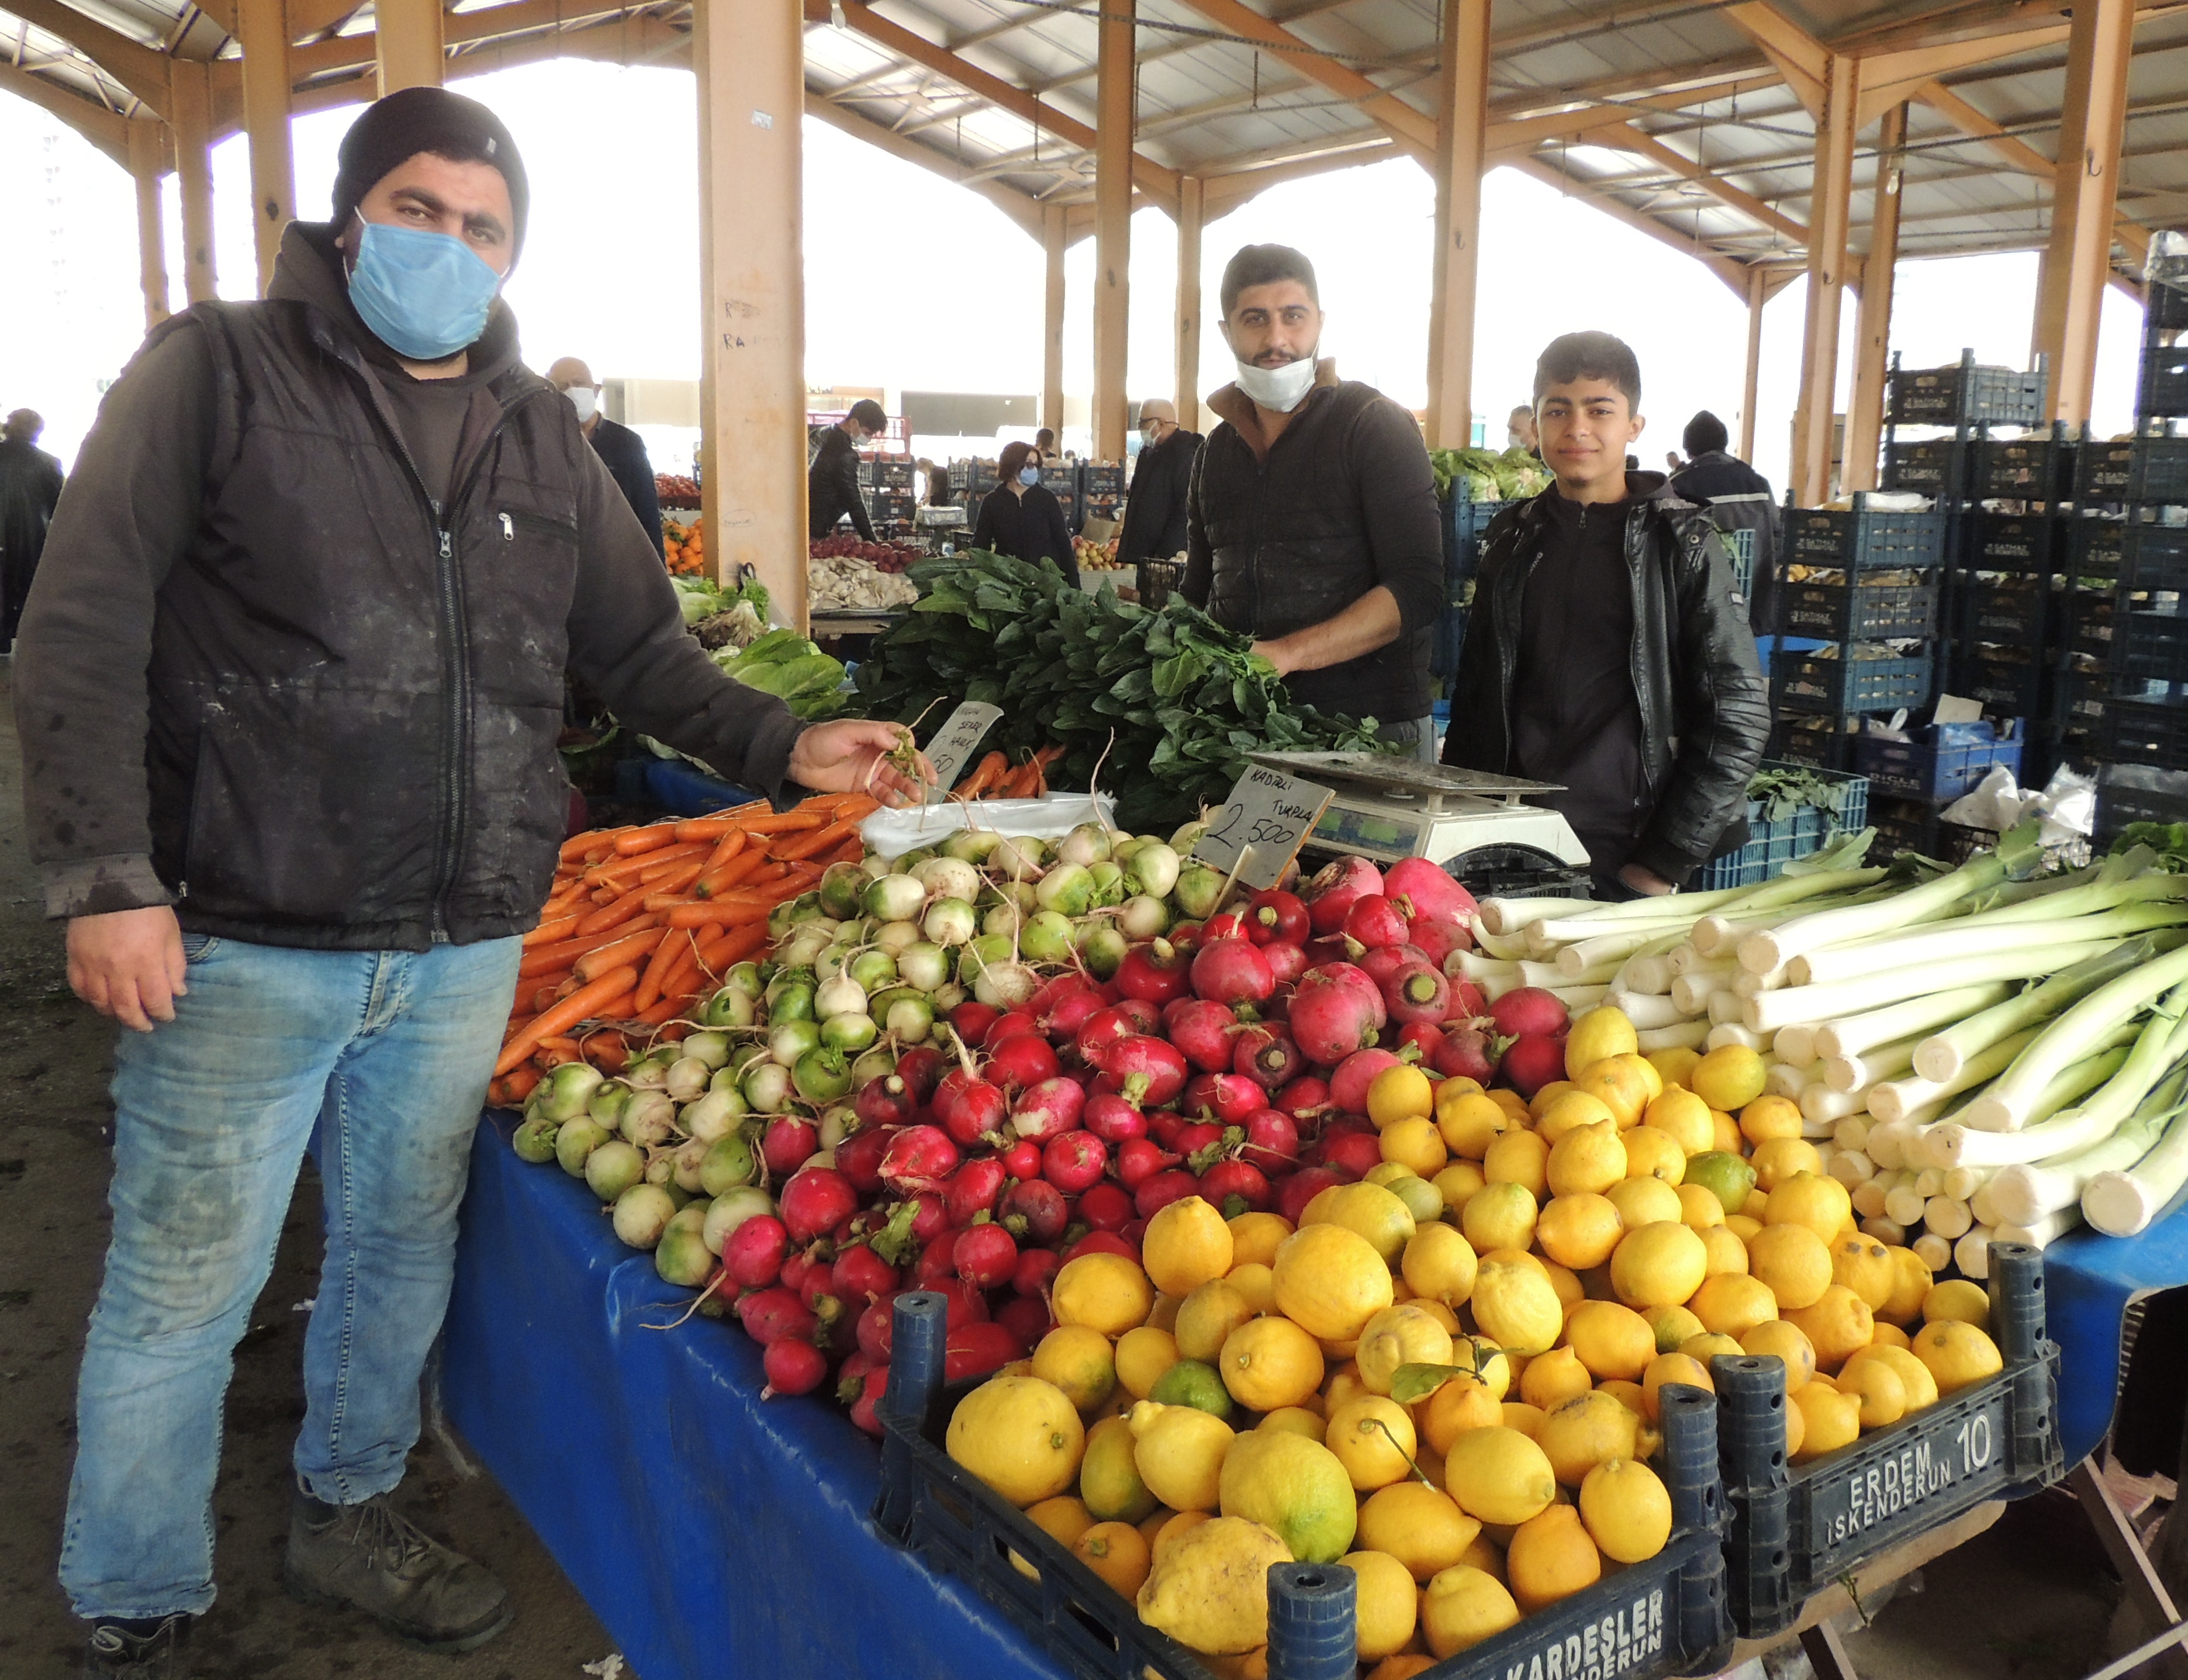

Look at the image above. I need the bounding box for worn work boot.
[83,1613,192,1678]
[282,1489,513,1652]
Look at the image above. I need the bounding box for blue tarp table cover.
[2044,1201,2188,1467]
[443,1112,1060,1680]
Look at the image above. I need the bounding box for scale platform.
[1245,751,1592,869]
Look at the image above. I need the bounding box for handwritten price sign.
[919,701,1004,802]
[1194,765,1334,891]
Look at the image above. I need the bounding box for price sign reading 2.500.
[1194,767,1335,893]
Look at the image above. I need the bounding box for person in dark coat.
[972,440,1077,585]
[1117,398,1200,589]
[1669,409,1781,635]
[809,397,884,541]
[545,358,662,557]
[0,409,63,644]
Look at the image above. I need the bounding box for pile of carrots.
[952,744,1066,801]
[485,790,874,1107]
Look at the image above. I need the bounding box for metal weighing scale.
[1246,751,1592,883]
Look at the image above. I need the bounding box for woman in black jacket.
[972,440,1078,586]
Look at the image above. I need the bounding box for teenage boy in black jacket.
[808,397,886,541]
[1443,332,1769,895]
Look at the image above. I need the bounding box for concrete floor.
[0,661,2153,1680]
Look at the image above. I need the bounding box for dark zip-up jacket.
[1671,450,1780,635]
[1442,473,1770,883]
[808,425,876,541]
[972,482,1079,586]
[1116,426,1200,570]
[587,414,665,558]
[14,222,803,949]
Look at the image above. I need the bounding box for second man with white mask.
[547,356,663,559]
[1179,244,1444,761]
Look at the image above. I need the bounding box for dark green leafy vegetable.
[2113,822,2188,869]
[852,550,1391,828]
[1748,765,1859,824]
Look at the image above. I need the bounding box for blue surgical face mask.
[346,219,503,362]
[1018,466,1041,486]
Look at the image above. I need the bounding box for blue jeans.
[60,932,521,1620]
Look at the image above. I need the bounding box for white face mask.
[564,386,599,423]
[1233,353,1318,413]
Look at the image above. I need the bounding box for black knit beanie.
[330,87,530,258]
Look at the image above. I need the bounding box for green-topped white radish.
[536,1060,604,1122]
[922,897,977,946]
[611,1183,676,1249]
[665,1056,713,1102]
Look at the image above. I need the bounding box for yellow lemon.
[1781,1391,1807,1458]
[1605,1175,1686,1230]
[1691,1044,1767,1112]
[1053,1252,1156,1336]
[1677,1183,1727,1230]
[1647,1304,1707,1353]
[1033,1325,1119,1413]
[1273,1223,1395,1343]
[1785,1284,1875,1370]
[1689,1272,1779,1340]
[1767,1174,1854,1246]
[1871,1321,1912,1351]
[1431,1161,1489,1216]
[1128,1399,1236,1512]
[1575,1056,1657,1131]
[1751,1138,1826,1194]
[1219,1428,1359,1563]
[1598,1378,1648,1416]
[1073,1520,1152,1599]
[1357,1304,1456,1395]
[1913,1319,2003,1395]
[1579,1459,1673,1564]
[1259,1406,1328,1442]
[1437,1088,1511,1159]
[1922,1279,1993,1332]
[1117,1325,1182,1400]
[1829,1234,1897,1311]
[1412,1297,1461,1336]
[1738,1319,1816,1391]
[1748,1222,1833,1310]
[1876,1246,1933,1326]
[1326,1396,1419,1491]
[1368,1064,1436,1129]
[1679,1332,1745,1366]
[1700,1224,1749,1277]
[1547,1119,1627,1197]
[1641,1351,1713,1420]
[1227,1211,1295,1269]
[1357,1483,1481,1582]
[1565,1299,1657,1381]
[1470,1256,1565,1354]
[1324,1361,1371,1413]
[1527,1081,1575,1121]
[1228,1261,1277,1316]
[1135,1515,1291,1655]
[1420,1371,1506,1453]
[1789,1382,1860,1461]
[1367,1659,1437,1680]
[1737,1094,1806,1146]
[1144,1197,1236,1297]
[1534,1089,1619,1145]
[1844,1343,1938,1411]
[1644,1086,1715,1156]
[1565,1007,1640,1080]
[1305,1181,1418,1264]
[1221,1315,1325,1412]
[1502,1401,1547,1438]
[1609,1221,1710,1311]
[1837,1355,1906,1428]
[1147,1294,1183,1334]
[1443,1426,1558,1525]
[1535,1389,1640,1487]
[1507,1504,1601,1613]
[1081,1413,1160,1522]
[1454,1333,1512,1399]
[1342,1550,1420,1660]
[1176,1280,1258,1364]
[1461,1181,1539,1254]
[1486,1087,1532,1124]
[1482,1128,1550,1198]
[1421,1565,1522,1658]
[1401,1222,1479,1308]
[1381,1115,1450,1177]
[1533,1192,1623,1271]
[1712,1109,1744,1154]
[948,1375,1087,1506]
[1518,1344,1594,1411]
[1621,1125,1686,1185]
[1150,1506,1210,1561]
[1026,1495,1097,1551]
[1648,1045,1704,1093]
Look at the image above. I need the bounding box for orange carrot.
[523,914,583,949]
[694,849,766,898]
[776,817,858,862]
[828,793,882,821]
[590,840,708,887]
[497,966,640,1075]
[561,827,627,861]
[736,810,829,835]
[576,881,654,936]
[612,824,680,856]
[704,920,769,973]
[674,807,767,842]
[633,924,697,1013]
[696,830,747,872]
[632,994,687,1026]
[641,858,706,896]
[667,900,773,929]
[575,927,668,984]
[520,917,662,980]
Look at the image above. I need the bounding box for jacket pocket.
[448,699,572,924]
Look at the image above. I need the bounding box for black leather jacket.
[1442,475,1770,882]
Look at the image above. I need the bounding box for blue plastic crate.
[1772,648,1935,715]
[1778,573,1939,641]
[1788,501,1947,570]
[1695,761,1870,890]
[1853,720,2024,801]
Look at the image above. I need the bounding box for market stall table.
[441,1111,1060,1680]
[2046,1205,2188,1469]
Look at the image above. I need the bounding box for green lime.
[1218,1429,1359,1563]
[1684,1150,1760,1217]
[1149,1358,1236,1422]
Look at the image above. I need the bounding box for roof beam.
[1586,119,1808,241]
[1722,2,1827,117]
[0,58,129,163]
[1200,138,1399,213]
[804,88,1046,238]
[1513,153,1748,295]
[5,0,173,110]
[1855,19,2074,124]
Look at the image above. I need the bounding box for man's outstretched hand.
[68,904,187,1033]
[789,720,935,808]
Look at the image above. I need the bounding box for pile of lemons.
[941,1005,2009,1678]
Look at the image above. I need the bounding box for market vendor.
[1442,331,1769,896]
[15,86,931,1678]
[972,438,1079,586]
[1115,397,1200,591]
[546,355,665,559]
[809,397,886,542]
[1181,243,1444,760]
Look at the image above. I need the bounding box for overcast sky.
[0,55,2152,490]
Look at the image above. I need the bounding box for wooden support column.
[127,117,171,332]
[237,0,295,294]
[694,0,807,627]
[1174,177,1203,431]
[2033,0,2135,427]
[1740,265,1767,464]
[1843,103,1905,494]
[1793,52,1858,506]
[1091,0,1133,461]
[375,0,445,94]
[170,61,218,305]
[1425,0,1489,450]
[1043,204,1066,440]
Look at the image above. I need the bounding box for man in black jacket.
[1117,399,1199,587]
[1670,409,1781,635]
[20,89,927,1679]
[1182,245,1444,758]
[808,397,885,541]
[0,407,64,644]
[1443,333,1768,895]
[546,355,664,557]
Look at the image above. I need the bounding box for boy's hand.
[790,720,935,808]
[1617,862,1676,897]
[68,905,187,1032]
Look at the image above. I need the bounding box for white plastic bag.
[860,793,1117,857]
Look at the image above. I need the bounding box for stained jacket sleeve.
[15,321,215,918]
[1350,399,1446,636]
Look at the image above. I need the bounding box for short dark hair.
[1220,244,1319,318]
[1683,411,1729,457]
[1532,331,1641,409]
[1033,427,1056,450]
[848,399,887,432]
[998,440,1039,482]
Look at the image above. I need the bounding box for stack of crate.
[859,456,916,531]
[1430,488,1507,688]
[1080,461,1125,529]
[1039,460,1081,530]
[957,458,998,537]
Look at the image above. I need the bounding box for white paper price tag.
[921,701,1004,801]
[1193,765,1334,892]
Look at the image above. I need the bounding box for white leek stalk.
[1865,1216,1910,1246]
[1601,991,1696,1031]
[1954,1226,1996,1277]
[1869,1026,2042,1124]
[2083,1076,2188,1235]
[1747,945,2109,1035]
[1738,846,2020,974]
[1913,936,2176,1084]
[1824,1034,1923,1093]
[1913,1232,1954,1271]
[1788,902,2188,987]
[1636,1019,1711,1053]
[1812,984,2020,1060]
[1922,1034,2141,1161]
[1959,944,2188,1131]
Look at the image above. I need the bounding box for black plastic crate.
[1881,438,1967,498]
[1869,794,1996,864]
[2078,437,2139,502]
[2131,437,2188,504]
[2096,762,2188,842]
[1778,573,1939,641]
[1711,1245,2061,1639]
[1853,723,2024,801]
[1767,714,1861,770]
[1957,576,2048,649]
[2103,697,2188,770]
[2121,521,2188,595]
[2138,338,2188,420]
[876,1292,1736,1680]
[1450,845,1595,902]
[1788,502,1948,569]
[2065,517,2127,580]
[1962,511,2060,573]
[2111,603,2188,685]
[2056,589,2116,662]
[2155,278,2188,332]
[1773,649,1935,715]
[1976,433,2072,502]
[1890,357,2047,427]
[1948,646,2049,718]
